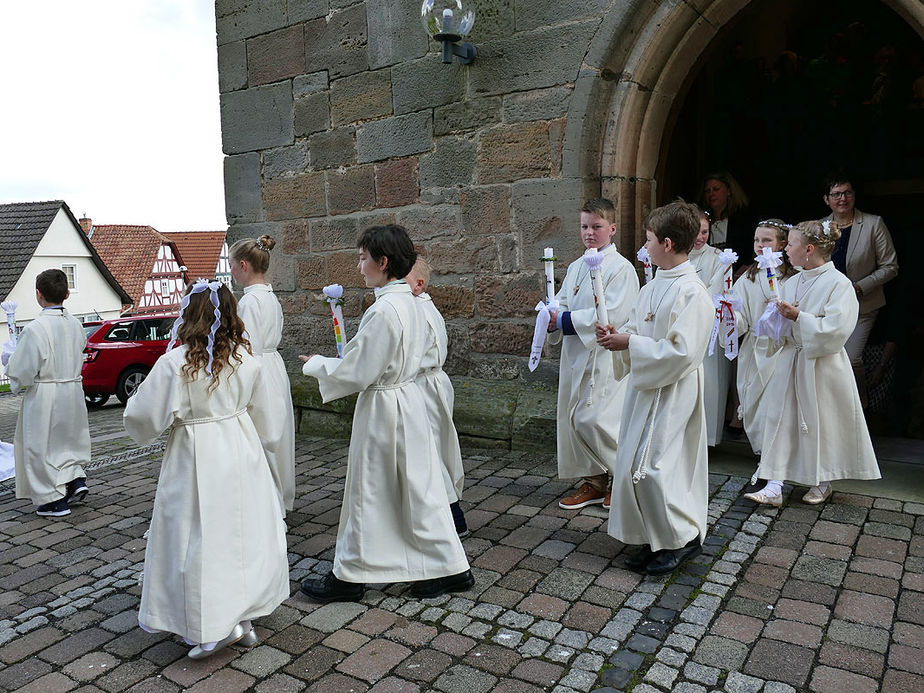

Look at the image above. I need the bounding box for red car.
[82,314,177,407]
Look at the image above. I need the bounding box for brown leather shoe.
[603,491,612,509]
[559,484,606,510]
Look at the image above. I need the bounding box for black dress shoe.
[299,572,365,603]
[410,569,475,599]
[645,538,702,576]
[623,545,657,572]
[450,501,469,537]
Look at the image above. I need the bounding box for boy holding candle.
[596,200,714,575]
[547,198,639,510]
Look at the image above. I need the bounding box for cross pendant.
[644,312,654,322]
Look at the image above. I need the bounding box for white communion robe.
[731,270,793,454]
[756,262,880,485]
[607,262,715,552]
[690,244,730,446]
[238,283,296,514]
[124,346,289,645]
[547,244,639,480]
[415,292,465,503]
[6,308,90,505]
[303,282,469,583]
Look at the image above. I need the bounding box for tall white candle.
[542,247,555,304]
[582,248,608,326]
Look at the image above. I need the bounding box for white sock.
[763,480,783,497]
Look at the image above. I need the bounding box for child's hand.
[595,323,613,340]
[547,309,558,332]
[596,325,629,351]
[777,300,799,321]
[298,354,316,363]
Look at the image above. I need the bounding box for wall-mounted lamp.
[421,0,476,65]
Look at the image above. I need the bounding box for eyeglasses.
[827,190,854,200]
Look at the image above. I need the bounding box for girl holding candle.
[299,225,471,601]
[547,198,639,510]
[744,220,880,506]
[730,220,798,460]
[229,235,296,515]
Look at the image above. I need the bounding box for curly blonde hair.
[178,282,251,392]
[794,219,841,258]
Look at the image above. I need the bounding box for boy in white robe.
[744,220,880,506]
[6,269,90,517]
[300,225,472,602]
[406,258,468,536]
[547,198,639,509]
[597,201,715,576]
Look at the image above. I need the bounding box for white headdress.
[166,279,222,376]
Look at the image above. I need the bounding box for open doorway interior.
[660,0,924,440]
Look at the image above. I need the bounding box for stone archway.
[561,0,924,251]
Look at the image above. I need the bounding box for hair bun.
[258,235,276,251]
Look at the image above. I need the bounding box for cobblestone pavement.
[0,393,922,692]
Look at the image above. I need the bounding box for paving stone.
[62,652,120,682]
[711,612,764,643]
[818,641,884,678]
[692,635,748,670]
[762,618,823,648]
[724,671,764,693]
[791,554,847,586]
[684,661,720,686]
[744,639,814,687]
[433,664,497,693]
[808,665,877,693]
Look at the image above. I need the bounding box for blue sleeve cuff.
[560,311,576,336]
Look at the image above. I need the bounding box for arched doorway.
[584,0,924,439]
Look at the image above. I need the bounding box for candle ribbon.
[708,294,743,359]
[528,296,559,372]
[637,246,653,284]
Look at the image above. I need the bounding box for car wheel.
[116,366,149,404]
[85,393,110,408]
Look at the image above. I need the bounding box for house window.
[160,279,170,298]
[62,264,78,291]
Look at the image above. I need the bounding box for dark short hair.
[644,200,700,254]
[356,225,417,279]
[823,170,854,195]
[35,269,69,304]
[581,198,617,224]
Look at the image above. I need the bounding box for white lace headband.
[166,279,222,376]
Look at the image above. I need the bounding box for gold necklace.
[644,276,682,321]
[793,271,823,307]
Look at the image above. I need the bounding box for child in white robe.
[744,220,880,506]
[690,210,730,446]
[124,280,289,659]
[300,225,472,602]
[405,258,468,536]
[229,233,296,515]
[547,198,639,510]
[731,220,798,455]
[597,201,715,576]
[6,269,90,517]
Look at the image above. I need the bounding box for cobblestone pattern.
[0,396,922,692]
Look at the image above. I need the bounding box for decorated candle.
[582,248,608,326]
[322,285,346,358]
[541,247,556,304]
[637,246,653,284]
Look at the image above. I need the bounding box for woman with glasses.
[821,172,899,408]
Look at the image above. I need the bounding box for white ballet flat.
[743,490,783,507]
[238,628,258,648]
[187,623,246,660]
[802,485,833,505]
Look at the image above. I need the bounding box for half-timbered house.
[163,231,231,286]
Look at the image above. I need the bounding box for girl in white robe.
[300,225,471,602]
[690,212,730,446]
[730,220,798,455]
[406,259,467,534]
[547,201,639,509]
[229,234,296,515]
[597,201,715,576]
[124,280,289,658]
[6,270,90,515]
[745,221,880,506]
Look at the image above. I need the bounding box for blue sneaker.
[36,498,71,517]
[65,478,89,505]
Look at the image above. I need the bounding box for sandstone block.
[304,5,368,79]
[465,0,515,42]
[366,0,429,69]
[294,71,330,97]
[512,177,588,270]
[263,142,309,180]
[295,92,331,137]
[477,122,551,184]
[327,250,365,288]
[309,127,356,169]
[330,70,393,126]
[375,157,419,208]
[224,153,264,224]
[428,285,475,318]
[279,292,308,316]
[395,204,458,241]
[216,0,286,45]
[282,220,311,255]
[475,273,543,318]
[460,185,510,235]
[504,86,572,123]
[513,0,608,31]
[429,236,497,275]
[296,256,327,290]
[218,40,247,93]
[470,322,533,356]
[266,251,296,291]
[247,25,305,86]
[391,57,465,115]
[263,172,326,220]
[227,222,283,249]
[357,111,433,163]
[287,0,329,23]
[420,137,476,188]
[220,82,294,154]
[310,216,358,252]
[434,97,502,136]
[327,165,376,215]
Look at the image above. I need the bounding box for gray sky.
[0,1,226,232]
